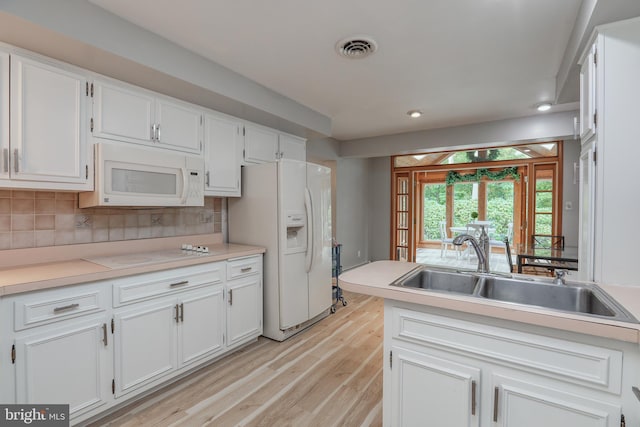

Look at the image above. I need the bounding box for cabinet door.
[578,141,596,281]
[113,301,177,397]
[204,113,242,196]
[279,134,306,161]
[93,79,154,144]
[244,124,278,163]
[155,97,202,154]
[389,347,480,427]
[15,319,111,418]
[178,287,225,368]
[10,54,89,185]
[0,50,8,181]
[226,276,262,347]
[580,43,597,141]
[493,375,620,427]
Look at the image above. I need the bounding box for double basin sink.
[392,268,637,323]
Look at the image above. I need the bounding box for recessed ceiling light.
[407,110,422,118]
[536,103,552,112]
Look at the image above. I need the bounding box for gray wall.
[0,0,330,138]
[368,157,391,261]
[335,158,370,269]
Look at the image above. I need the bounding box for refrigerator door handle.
[304,187,314,273]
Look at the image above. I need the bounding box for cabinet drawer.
[12,283,108,331]
[113,262,225,307]
[390,306,623,394]
[227,256,262,280]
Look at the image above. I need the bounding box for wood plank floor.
[90,291,383,427]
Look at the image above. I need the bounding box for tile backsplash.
[0,190,224,250]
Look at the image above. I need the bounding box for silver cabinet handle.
[2,148,7,173]
[206,171,210,187]
[471,380,476,415]
[102,323,108,346]
[179,303,184,322]
[53,303,80,314]
[493,386,499,422]
[151,124,156,141]
[169,280,189,288]
[156,124,161,142]
[228,289,233,306]
[241,267,252,273]
[13,149,18,173]
[174,304,180,322]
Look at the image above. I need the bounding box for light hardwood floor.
[90,291,383,427]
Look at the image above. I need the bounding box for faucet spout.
[453,233,490,273]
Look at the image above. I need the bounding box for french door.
[392,172,414,261]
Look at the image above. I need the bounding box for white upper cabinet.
[4,53,91,190]
[92,79,203,154]
[278,133,306,161]
[243,123,306,164]
[203,112,242,197]
[0,50,8,182]
[578,17,640,285]
[579,43,597,142]
[244,123,279,163]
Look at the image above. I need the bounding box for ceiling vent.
[336,36,378,59]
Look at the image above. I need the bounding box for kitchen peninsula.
[340,261,640,426]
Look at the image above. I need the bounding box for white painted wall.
[340,111,578,158]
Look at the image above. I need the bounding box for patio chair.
[439,221,458,258]
[489,222,513,261]
[504,237,514,273]
[531,234,564,249]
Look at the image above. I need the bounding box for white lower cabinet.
[113,299,178,397]
[227,275,262,347]
[0,256,263,425]
[14,317,112,418]
[114,286,225,397]
[226,255,263,348]
[385,301,630,427]
[179,287,225,367]
[493,375,619,427]
[390,346,479,427]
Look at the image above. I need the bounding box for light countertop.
[0,235,264,296]
[339,261,640,344]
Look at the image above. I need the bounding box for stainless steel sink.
[392,267,637,323]
[475,277,619,317]
[393,269,479,295]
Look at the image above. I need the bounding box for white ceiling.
[88,0,586,141]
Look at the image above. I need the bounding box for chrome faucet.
[453,233,490,273]
[554,269,567,285]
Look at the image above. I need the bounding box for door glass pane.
[395,175,410,261]
[534,168,554,236]
[453,183,478,227]
[423,183,446,240]
[486,181,514,240]
[535,213,552,235]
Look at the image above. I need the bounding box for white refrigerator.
[228,159,332,341]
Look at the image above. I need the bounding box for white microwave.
[79,143,204,208]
